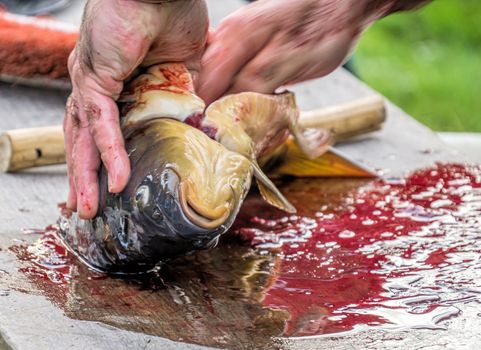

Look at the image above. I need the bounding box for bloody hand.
[64,0,208,219]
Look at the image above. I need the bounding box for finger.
[81,89,131,193]
[67,173,77,212]
[197,15,274,104]
[72,120,101,220]
[228,28,357,94]
[70,52,131,195]
[64,94,77,211]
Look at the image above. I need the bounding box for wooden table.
[0,1,478,350]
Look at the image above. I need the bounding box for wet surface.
[236,163,481,337]
[6,163,481,349]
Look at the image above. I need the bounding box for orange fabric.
[0,12,78,79]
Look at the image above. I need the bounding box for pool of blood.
[8,163,481,346]
[235,163,481,336]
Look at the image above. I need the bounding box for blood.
[138,82,187,95]
[9,226,73,307]
[84,102,101,123]
[234,163,481,336]
[200,125,218,140]
[184,112,205,128]
[158,65,195,92]
[8,163,481,344]
[125,65,194,95]
[184,112,219,139]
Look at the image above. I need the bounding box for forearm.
[363,0,431,24]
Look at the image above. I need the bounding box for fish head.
[109,119,253,256]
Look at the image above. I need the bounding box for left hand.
[65,0,208,219]
[197,0,367,105]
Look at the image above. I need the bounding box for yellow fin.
[290,126,332,159]
[252,161,296,213]
[270,138,375,178]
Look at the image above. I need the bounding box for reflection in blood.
[234,163,481,336]
[9,226,73,307]
[14,226,70,284]
[8,164,481,346]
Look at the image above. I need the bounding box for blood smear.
[10,163,481,341]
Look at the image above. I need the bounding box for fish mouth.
[179,181,233,229]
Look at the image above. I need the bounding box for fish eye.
[134,185,150,207]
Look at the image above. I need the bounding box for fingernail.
[77,196,94,220]
[108,174,116,193]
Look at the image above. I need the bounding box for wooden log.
[299,95,386,141]
[0,125,65,172]
[0,96,386,172]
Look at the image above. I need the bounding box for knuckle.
[231,79,256,94]
[65,95,82,128]
[218,14,247,36]
[83,101,102,125]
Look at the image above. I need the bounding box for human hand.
[198,0,370,104]
[65,0,208,219]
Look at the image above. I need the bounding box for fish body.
[60,63,328,273]
[198,91,331,212]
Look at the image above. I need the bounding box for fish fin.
[281,95,333,159]
[271,138,376,178]
[252,161,296,213]
[291,127,333,159]
[204,91,300,158]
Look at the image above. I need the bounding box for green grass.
[355,0,481,132]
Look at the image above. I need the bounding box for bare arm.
[197,0,431,104]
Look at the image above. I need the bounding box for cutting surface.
[0,1,478,350]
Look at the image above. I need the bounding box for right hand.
[64,0,208,219]
[197,0,367,105]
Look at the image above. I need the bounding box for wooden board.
[0,1,477,350]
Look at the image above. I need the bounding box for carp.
[59,63,329,273]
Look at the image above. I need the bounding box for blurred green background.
[355,0,481,132]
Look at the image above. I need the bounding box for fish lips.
[131,168,235,255]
